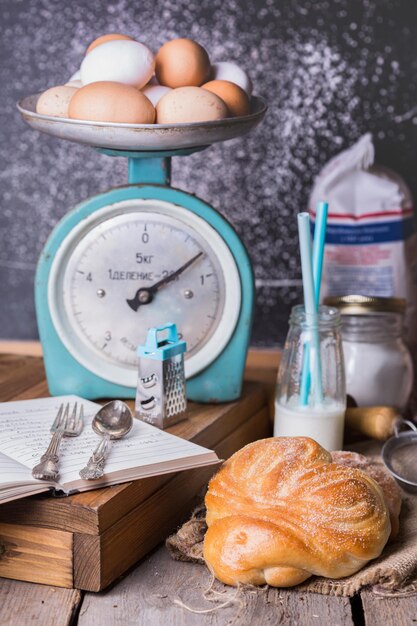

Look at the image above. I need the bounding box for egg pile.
[36,34,253,125]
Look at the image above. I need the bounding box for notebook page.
[59,418,218,485]
[0,450,33,485]
[0,396,218,487]
[0,396,99,474]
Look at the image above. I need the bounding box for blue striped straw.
[312,201,328,302]
[300,201,328,404]
[297,212,323,406]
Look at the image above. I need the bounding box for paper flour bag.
[310,133,417,341]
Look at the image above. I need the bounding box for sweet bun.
[331,450,401,540]
[204,437,391,588]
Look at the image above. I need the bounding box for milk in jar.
[274,305,346,451]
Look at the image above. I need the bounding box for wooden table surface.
[0,349,416,626]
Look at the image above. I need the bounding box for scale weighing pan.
[382,420,417,493]
[17,93,267,151]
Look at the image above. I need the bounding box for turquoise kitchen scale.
[17,94,266,402]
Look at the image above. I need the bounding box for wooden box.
[0,356,270,590]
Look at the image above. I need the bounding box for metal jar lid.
[323,295,406,315]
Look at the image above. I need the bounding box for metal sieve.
[382,420,417,493]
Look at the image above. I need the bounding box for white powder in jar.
[324,297,414,410]
[343,337,413,409]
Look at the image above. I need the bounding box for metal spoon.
[79,400,133,480]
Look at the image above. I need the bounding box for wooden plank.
[245,350,278,420]
[0,344,276,364]
[73,466,215,590]
[0,344,278,367]
[361,589,417,625]
[0,494,104,535]
[0,341,43,357]
[0,348,280,380]
[0,357,47,401]
[0,523,73,587]
[0,381,267,535]
[0,354,26,374]
[245,347,280,382]
[74,406,270,590]
[15,378,50,400]
[281,592,354,626]
[246,348,280,368]
[0,355,37,383]
[0,347,279,373]
[78,545,354,626]
[168,381,266,447]
[0,578,81,626]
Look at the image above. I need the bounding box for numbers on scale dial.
[67,217,225,369]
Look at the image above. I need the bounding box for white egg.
[210,62,253,96]
[142,84,171,107]
[66,79,82,87]
[65,69,82,87]
[68,69,81,82]
[80,40,155,89]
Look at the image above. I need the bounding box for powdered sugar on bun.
[331,450,401,540]
[204,437,391,588]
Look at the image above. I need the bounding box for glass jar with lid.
[324,295,413,409]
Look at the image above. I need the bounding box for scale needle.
[126,251,204,312]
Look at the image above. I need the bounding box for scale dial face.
[49,199,242,387]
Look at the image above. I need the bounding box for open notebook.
[0,395,220,504]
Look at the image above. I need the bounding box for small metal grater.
[135,323,187,429]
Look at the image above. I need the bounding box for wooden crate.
[0,355,271,591]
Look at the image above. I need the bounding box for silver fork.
[32,402,84,481]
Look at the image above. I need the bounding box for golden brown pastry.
[331,450,401,540]
[204,437,391,588]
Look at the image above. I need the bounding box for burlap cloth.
[166,441,417,596]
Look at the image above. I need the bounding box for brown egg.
[36,85,78,118]
[86,33,134,54]
[156,87,227,124]
[155,38,211,88]
[202,80,251,117]
[68,82,155,123]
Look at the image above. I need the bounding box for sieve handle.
[345,406,401,441]
[394,419,417,438]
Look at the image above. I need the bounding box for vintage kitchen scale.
[17,93,266,402]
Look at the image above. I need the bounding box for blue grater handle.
[146,323,179,349]
[138,323,187,360]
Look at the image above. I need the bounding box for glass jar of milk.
[274,305,346,451]
[324,295,413,410]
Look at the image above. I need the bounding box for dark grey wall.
[1,0,416,345]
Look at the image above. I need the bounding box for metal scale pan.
[17,93,267,151]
